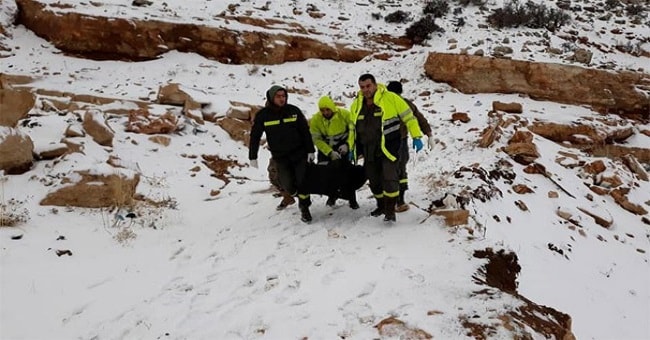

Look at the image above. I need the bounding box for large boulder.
[425,53,649,116]
[0,126,34,174]
[217,117,252,147]
[82,110,114,147]
[40,167,140,208]
[0,89,35,127]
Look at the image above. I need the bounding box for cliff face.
[425,53,650,117]
[15,0,372,64]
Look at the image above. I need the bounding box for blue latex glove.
[348,151,354,161]
[413,138,424,152]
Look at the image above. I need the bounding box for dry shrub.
[405,15,443,44]
[0,198,30,227]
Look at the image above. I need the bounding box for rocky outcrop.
[424,53,649,116]
[217,117,253,147]
[529,121,635,146]
[40,169,140,208]
[503,131,539,165]
[470,249,576,340]
[0,89,35,127]
[126,109,180,135]
[82,110,114,147]
[16,0,371,64]
[0,126,34,174]
[432,209,470,226]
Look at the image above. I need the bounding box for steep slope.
[1,0,649,339]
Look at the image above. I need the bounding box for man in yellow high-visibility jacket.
[309,95,358,209]
[349,74,424,222]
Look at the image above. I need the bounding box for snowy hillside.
[1,0,649,339]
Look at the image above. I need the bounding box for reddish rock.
[0,89,35,127]
[451,112,470,123]
[621,154,649,181]
[599,175,623,188]
[375,317,432,339]
[149,135,171,146]
[590,186,610,196]
[548,191,559,198]
[40,170,140,208]
[611,188,648,215]
[16,0,371,65]
[432,209,470,226]
[424,53,649,116]
[36,143,68,160]
[126,109,180,135]
[503,143,539,165]
[588,145,650,163]
[217,117,252,147]
[513,184,534,194]
[226,101,262,121]
[493,101,523,113]
[0,127,34,174]
[509,130,534,144]
[82,110,114,147]
[583,160,606,174]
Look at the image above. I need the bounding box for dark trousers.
[365,153,400,197]
[397,138,409,191]
[274,156,308,197]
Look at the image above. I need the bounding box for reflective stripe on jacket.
[249,103,314,161]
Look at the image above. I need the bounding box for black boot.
[348,193,359,210]
[370,197,384,217]
[299,197,312,223]
[325,196,337,207]
[384,196,397,222]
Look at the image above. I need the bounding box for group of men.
[248,74,433,224]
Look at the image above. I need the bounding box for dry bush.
[405,15,443,44]
[385,10,411,23]
[424,0,450,18]
[0,198,30,227]
[487,0,570,32]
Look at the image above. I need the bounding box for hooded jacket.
[249,86,314,161]
[349,83,422,161]
[309,96,355,157]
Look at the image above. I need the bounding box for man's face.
[321,107,334,119]
[358,78,377,100]
[273,90,287,107]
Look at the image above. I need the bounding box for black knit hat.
[266,85,287,102]
[386,81,403,95]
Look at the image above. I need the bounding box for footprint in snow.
[356,282,376,298]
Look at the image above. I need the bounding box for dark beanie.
[386,81,403,95]
[266,85,287,102]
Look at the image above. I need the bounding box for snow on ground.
[1,0,649,339]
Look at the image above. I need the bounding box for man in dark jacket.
[249,85,316,223]
[387,81,434,213]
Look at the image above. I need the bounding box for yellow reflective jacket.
[349,83,422,161]
[309,96,355,156]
